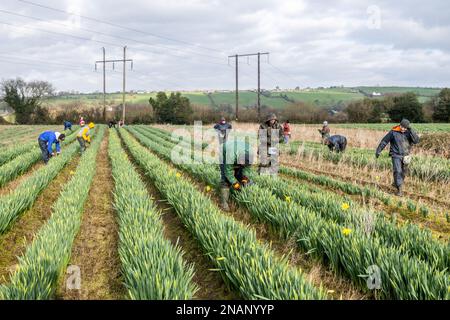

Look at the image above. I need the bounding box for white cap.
[323,121,328,126]
[55,132,61,139]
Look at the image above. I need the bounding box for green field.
[43,86,443,110]
[333,123,450,133]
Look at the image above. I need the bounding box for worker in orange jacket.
[77,122,95,153]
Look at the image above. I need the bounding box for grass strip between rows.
[119,128,326,300]
[109,129,197,299]
[0,126,105,299]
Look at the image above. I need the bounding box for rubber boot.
[396,185,403,197]
[220,187,230,212]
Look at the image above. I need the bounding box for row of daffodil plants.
[0,141,35,166]
[142,126,209,150]
[278,166,431,217]
[129,126,449,299]
[0,127,95,235]
[119,128,327,300]
[0,127,78,167]
[0,128,79,188]
[285,141,450,183]
[0,126,105,300]
[136,126,448,272]
[141,126,432,218]
[109,130,197,299]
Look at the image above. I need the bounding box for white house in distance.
[371,91,382,97]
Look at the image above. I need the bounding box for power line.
[0,53,92,69]
[0,57,93,72]
[0,9,226,62]
[267,62,302,85]
[0,20,230,69]
[17,0,228,55]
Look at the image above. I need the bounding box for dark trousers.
[339,139,347,152]
[392,157,406,188]
[222,166,245,187]
[38,138,50,164]
[77,137,86,153]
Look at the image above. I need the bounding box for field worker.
[38,131,66,164]
[258,113,284,175]
[214,117,232,144]
[375,119,419,196]
[282,120,291,144]
[63,120,73,131]
[318,121,331,143]
[220,139,254,211]
[214,116,232,183]
[108,120,117,128]
[324,135,347,153]
[77,122,95,154]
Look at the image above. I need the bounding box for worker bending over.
[38,131,66,164]
[220,139,254,211]
[325,135,347,153]
[375,119,419,196]
[64,120,73,131]
[77,122,95,154]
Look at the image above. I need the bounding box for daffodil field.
[0,124,448,300]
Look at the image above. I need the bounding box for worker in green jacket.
[220,139,254,211]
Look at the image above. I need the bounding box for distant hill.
[44,86,443,110]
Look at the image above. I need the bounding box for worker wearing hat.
[375,119,420,196]
[77,122,95,154]
[214,116,233,184]
[258,113,284,175]
[318,121,331,143]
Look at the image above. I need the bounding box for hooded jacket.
[214,122,232,144]
[222,140,253,185]
[259,120,284,149]
[77,126,91,142]
[376,125,420,158]
[38,131,61,154]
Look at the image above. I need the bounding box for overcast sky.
[0,0,449,92]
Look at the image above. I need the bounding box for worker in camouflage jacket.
[375,119,420,196]
[258,113,284,175]
[219,139,254,211]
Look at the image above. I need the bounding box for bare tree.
[0,78,54,123]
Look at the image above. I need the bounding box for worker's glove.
[375,153,380,159]
[232,182,241,191]
[241,176,251,187]
[56,152,60,156]
[51,152,55,157]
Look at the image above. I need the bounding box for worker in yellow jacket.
[77,122,95,153]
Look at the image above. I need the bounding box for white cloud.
[0,0,448,91]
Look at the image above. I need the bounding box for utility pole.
[95,46,133,124]
[235,54,238,121]
[102,47,106,121]
[228,52,269,122]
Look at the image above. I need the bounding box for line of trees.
[345,89,450,123]
[1,77,449,125]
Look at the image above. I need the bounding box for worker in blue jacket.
[37,131,66,164]
[64,120,73,131]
